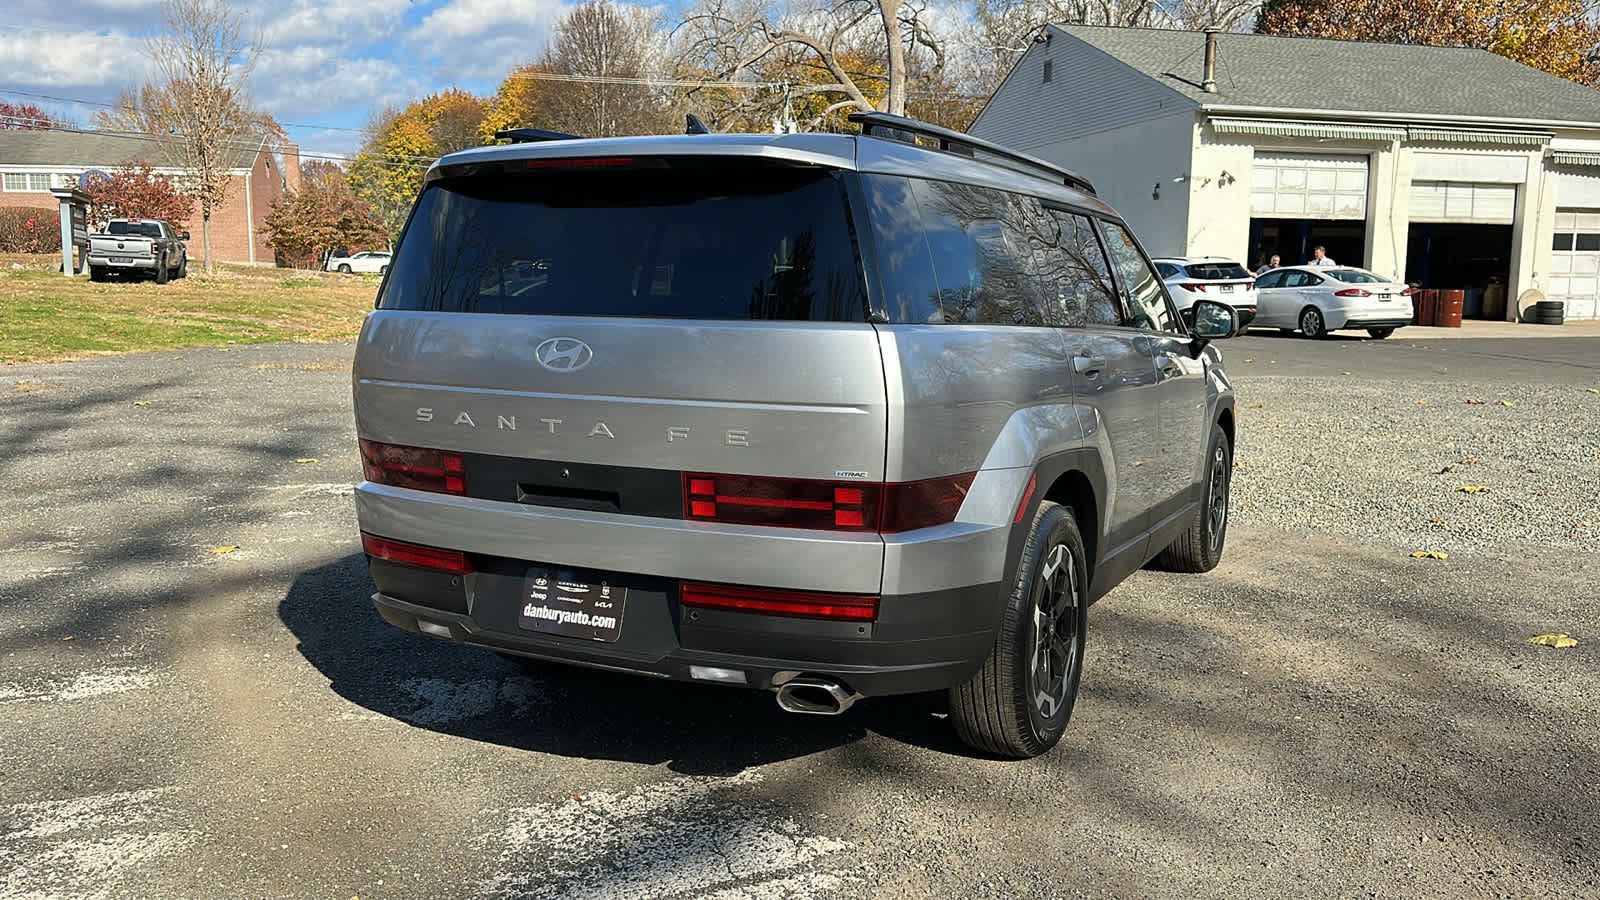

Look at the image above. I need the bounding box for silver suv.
[352,114,1239,758]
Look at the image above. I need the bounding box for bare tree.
[972,0,1260,80]
[674,0,947,129]
[142,0,271,273]
[545,0,675,136]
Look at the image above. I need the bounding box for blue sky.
[1,0,581,162]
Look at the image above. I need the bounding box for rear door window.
[1042,209,1122,327]
[379,160,867,321]
[906,178,1054,326]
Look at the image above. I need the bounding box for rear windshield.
[1183,262,1249,280]
[1326,269,1386,283]
[378,161,867,321]
[108,221,161,238]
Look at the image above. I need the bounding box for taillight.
[680,582,878,621]
[1400,287,1413,296]
[359,439,465,495]
[1334,288,1372,297]
[683,473,974,532]
[361,532,473,574]
[1244,281,1255,291]
[1179,282,1206,292]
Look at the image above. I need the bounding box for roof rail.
[495,127,584,144]
[848,111,1096,196]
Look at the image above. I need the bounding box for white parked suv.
[1152,257,1256,329]
[326,251,391,274]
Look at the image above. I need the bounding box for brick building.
[0,129,301,265]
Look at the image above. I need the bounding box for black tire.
[1535,300,1565,312]
[175,258,187,279]
[949,500,1087,759]
[1299,306,1328,339]
[379,264,388,275]
[89,265,106,283]
[1366,327,1395,339]
[154,258,169,284]
[338,264,352,274]
[1153,424,1232,573]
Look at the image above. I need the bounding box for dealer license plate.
[1219,284,1234,293]
[517,569,626,642]
[110,257,133,263]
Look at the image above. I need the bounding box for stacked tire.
[1524,300,1566,325]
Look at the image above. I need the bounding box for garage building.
[970,25,1600,321]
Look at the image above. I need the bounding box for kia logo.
[535,337,594,372]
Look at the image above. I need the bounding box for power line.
[0,116,434,170]
[0,88,373,136]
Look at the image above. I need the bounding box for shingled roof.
[1053,25,1600,126]
[0,128,265,171]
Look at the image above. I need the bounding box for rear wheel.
[89,265,106,283]
[949,500,1087,759]
[1299,306,1327,339]
[154,258,169,284]
[338,264,352,274]
[175,258,188,279]
[1153,424,1232,573]
[379,264,389,275]
[1366,327,1395,339]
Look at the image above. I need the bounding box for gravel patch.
[1231,376,1600,552]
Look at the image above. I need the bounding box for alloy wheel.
[1207,443,1229,554]
[1029,543,1080,720]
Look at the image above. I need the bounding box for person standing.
[1254,253,1281,276]
[1309,246,1337,267]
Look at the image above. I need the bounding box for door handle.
[1158,359,1182,379]
[1073,355,1106,377]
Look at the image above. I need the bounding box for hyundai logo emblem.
[535,337,594,372]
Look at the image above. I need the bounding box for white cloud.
[0,30,151,88]
[261,0,414,48]
[419,0,566,40]
[251,47,424,120]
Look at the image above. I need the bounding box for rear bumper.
[369,572,1002,697]
[1336,316,1411,330]
[355,481,1015,696]
[86,253,157,268]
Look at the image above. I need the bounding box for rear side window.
[1326,269,1385,283]
[1098,221,1180,333]
[1044,210,1122,327]
[1256,270,1287,288]
[379,161,867,321]
[911,178,1053,326]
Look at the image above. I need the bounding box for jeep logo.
[535,337,594,372]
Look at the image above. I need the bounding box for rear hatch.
[1175,261,1254,306]
[354,154,887,525]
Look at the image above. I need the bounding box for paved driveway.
[2,338,1596,898]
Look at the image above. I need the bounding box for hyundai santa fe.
[351,113,1239,758]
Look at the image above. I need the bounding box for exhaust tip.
[774,675,861,716]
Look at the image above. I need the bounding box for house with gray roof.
[970,25,1600,321]
[0,128,299,266]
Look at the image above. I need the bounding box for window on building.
[1042,61,1053,84]
[2,172,54,192]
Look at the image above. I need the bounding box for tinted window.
[908,179,1052,326]
[1043,209,1122,327]
[1326,269,1386,283]
[1185,262,1250,280]
[108,221,162,238]
[1256,270,1287,289]
[1155,262,1179,278]
[379,162,866,321]
[1578,234,1600,252]
[1554,233,1574,251]
[1098,221,1179,333]
[861,175,941,323]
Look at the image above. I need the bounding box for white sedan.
[326,251,391,274]
[1253,266,1414,339]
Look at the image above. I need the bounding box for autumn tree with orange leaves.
[1258,0,1600,87]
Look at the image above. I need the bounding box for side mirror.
[181,231,191,241]
[1188,298,1238,356]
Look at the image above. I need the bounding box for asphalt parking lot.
[2,333,1596,898]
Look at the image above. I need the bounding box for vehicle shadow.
[277,554,972,775]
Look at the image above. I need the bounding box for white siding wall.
[969,28,1198,151]
[1021,112,1199,258]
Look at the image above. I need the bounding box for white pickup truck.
[87,219,190,283]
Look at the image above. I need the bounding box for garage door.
[1409,181,1516,224]
[1250,153,1368,220]
[1549,209,1600,320]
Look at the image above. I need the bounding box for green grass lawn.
[0,256,381,363]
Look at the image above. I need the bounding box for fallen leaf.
[1415,400,1428,405]
[208,545,239,555]
[1437,464,1454,474]
[1341,371,1352,376]
[1527,633,1578,649]
[1243,358,1255,363]
[1129,460,1145,467]
[1498,400,1514,407]
[62,636,73,641]
[1588,388,1599,394]
[1243,402,1263,409]
[1409,550,1449,560]
[295,458,319,464]
[131,400,151,406]
[216,348,229,352]
[1464,458,1478,464]
[1457,485,1489,494]
[1466,398,1485,405]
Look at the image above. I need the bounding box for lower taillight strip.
[680,582,878,622]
